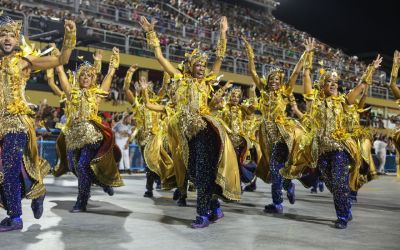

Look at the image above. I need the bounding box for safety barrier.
[37,140,146,171]
[36,140,397,173]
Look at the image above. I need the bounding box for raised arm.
[211,16,228,75]
[25,20,76,70]
[286,39,312,94]
[46,68,63,97]
[347,54,382,105]
[139,16,179,77]
[209,80,233,109]
[302,38,316,95]
[139,78,166,113]
[389,50,400,99]
[101,47,119,92]
[55,65,71,98]
[242,36,261,89]
[123,64,139,105]
[358,85,369,109]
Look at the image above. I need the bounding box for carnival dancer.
[123,65,165,198]
[139,15,241,228]
[213,82,258,189]
[243,36,307,213]
[292,38,377,229]
[0,17,76,232]
[53,47,123,213]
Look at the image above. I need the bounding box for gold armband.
[94,59,102,74]
[360,64,374,85]
[123,71,134,89]
[109,53,120,69]
[216,38,227,59]
[146,31,160,49]
[303,51,314,71]
[63,30,76,49]
[245,42,254,60]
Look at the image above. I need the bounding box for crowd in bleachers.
[1,0,385,83]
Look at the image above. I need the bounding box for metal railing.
[0,7,393,101]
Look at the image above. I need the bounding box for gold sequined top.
[259,86,291,142]
[132,95,161,146]
[221,103,255,147]
[172,73,215,139]
[0,53,33,139]
[304,90,352,154]
[344,103,370,139]
[63,86,107,150]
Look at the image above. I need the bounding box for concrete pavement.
[0,174,399,250]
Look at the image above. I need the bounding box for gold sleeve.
[146,31,160,49]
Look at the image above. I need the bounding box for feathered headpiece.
[0,15,22,40]
[261,67,285,87]
[178,48,208,75]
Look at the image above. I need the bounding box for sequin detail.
[318,150,352,222]
[64,121,103,150]
[0,132,28,217]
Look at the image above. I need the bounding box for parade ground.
[1,174,399,250]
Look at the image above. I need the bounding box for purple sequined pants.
[317,150,352,222]
[0,132,28,218]
[67,142,101,205]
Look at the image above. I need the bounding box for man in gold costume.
[139,15,241,228]
[53,47,124,213]
[0,16,76,232]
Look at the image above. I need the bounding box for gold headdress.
[75,61,98,87]
[261,67,285,87]
[318,69,339,86]
[182,48,208,74]
[0,15,22,40]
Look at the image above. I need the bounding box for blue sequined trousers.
[317,150,351,222]
[0,132,27,218]
[188,124,220,216]
[269,142,293,205]
[67,142,101,205]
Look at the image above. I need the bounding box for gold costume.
[54,84,123,187]
[136,93,175,190]
[0,44,51,200]
[255,85,307,183]
[345,101,377,191]
[167,72,241,201]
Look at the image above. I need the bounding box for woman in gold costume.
[123,65,168,198]
[292,38,378,229]
[53,47,123,213]
[243,36,308,213]
[0,16,76,232]
[213,83,258,189]
[139,15,240,228]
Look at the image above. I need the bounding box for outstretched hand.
[393,50,400,65]
[93,49,103,61]
[64,20,76,32]
[372,54,383,69]
[220,16,228,33]
[139,16,157,32]
[303,37,316,52]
